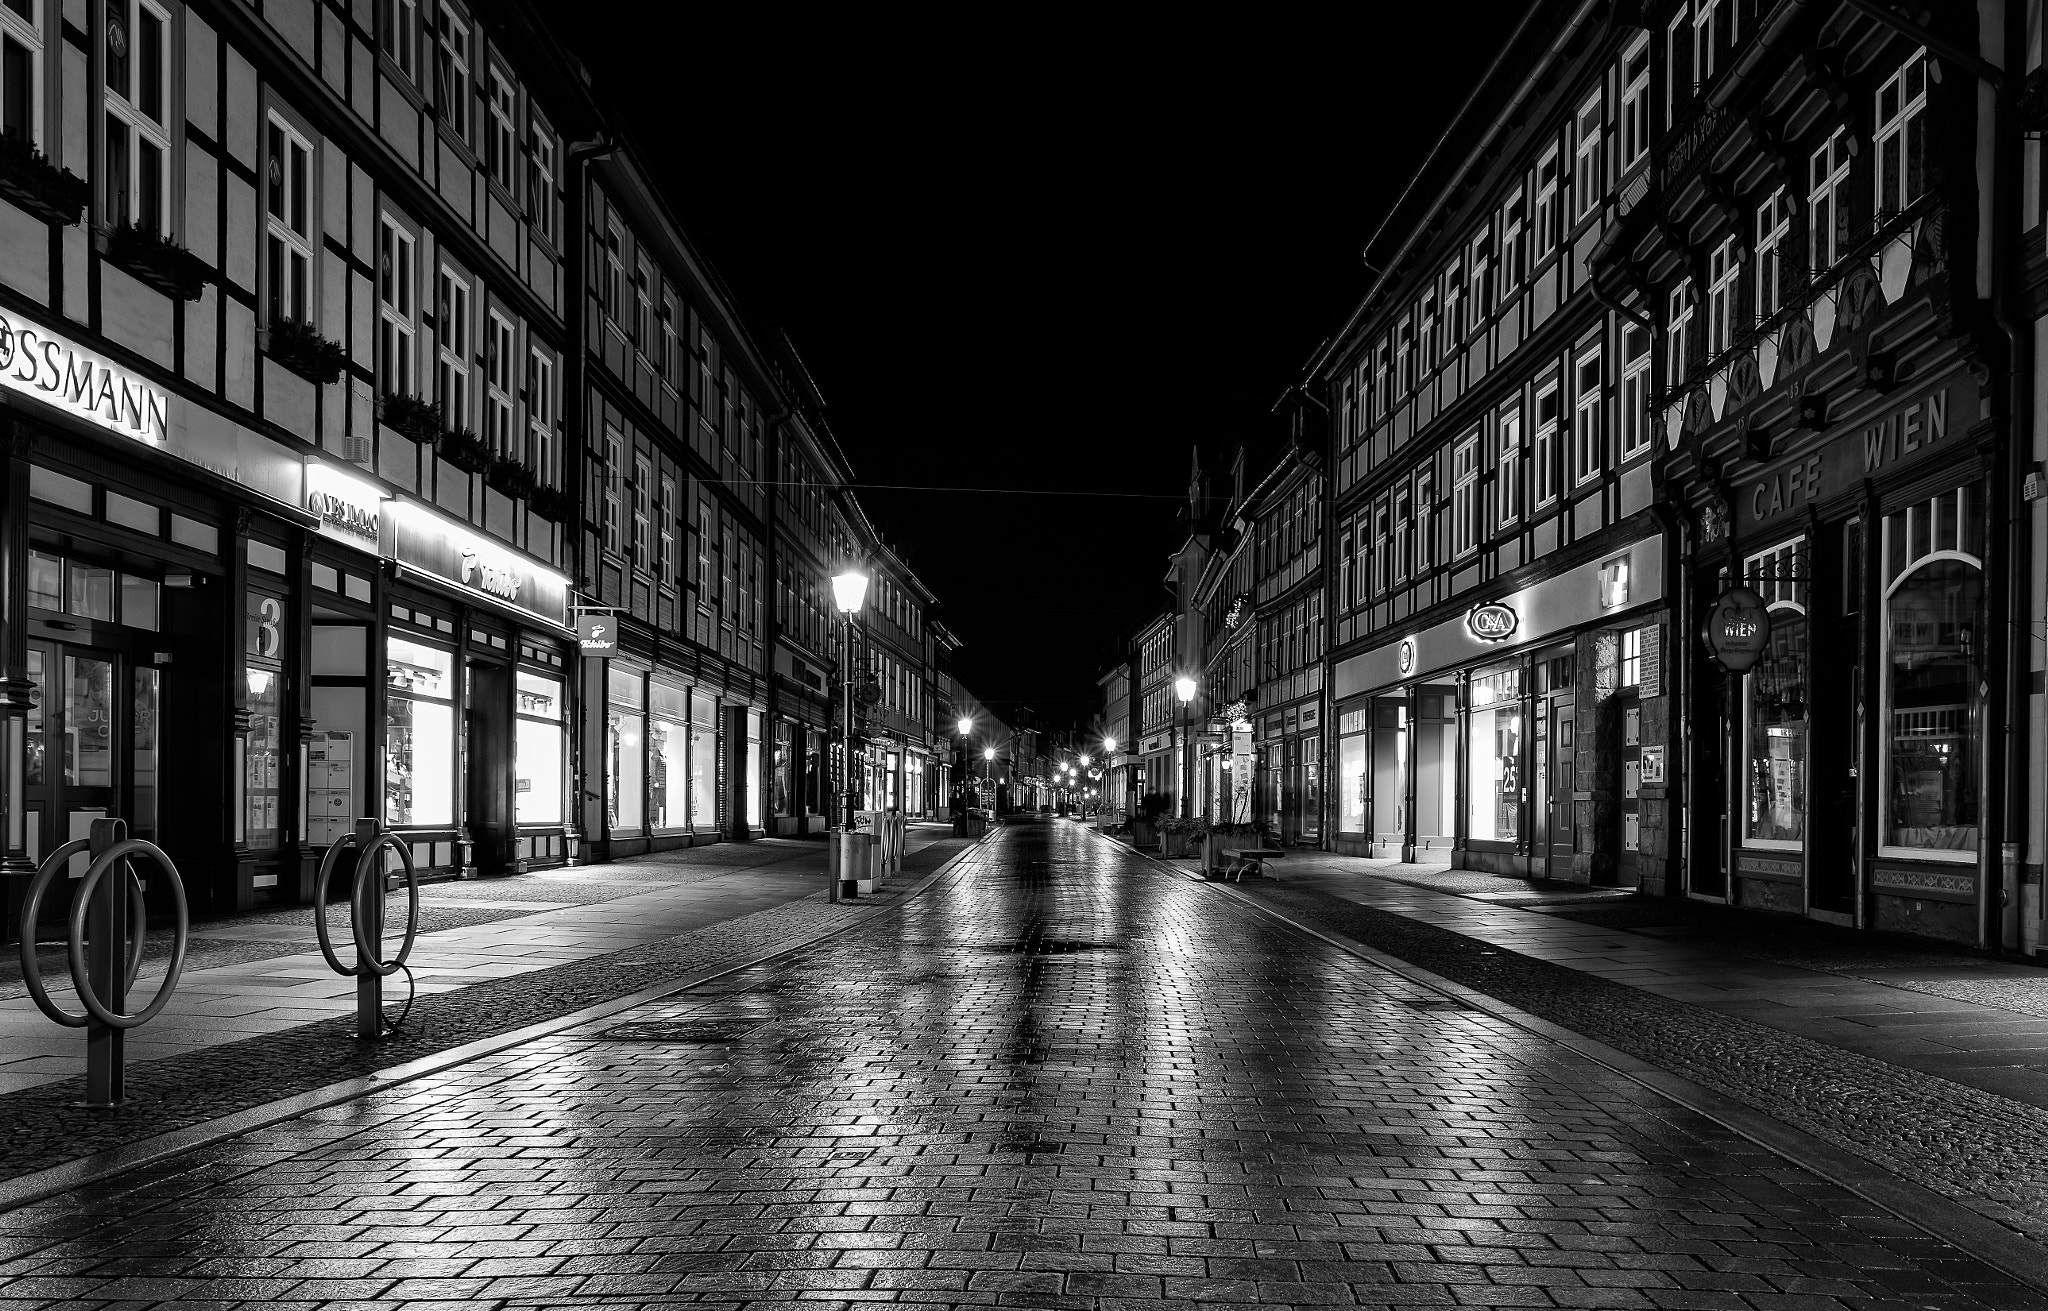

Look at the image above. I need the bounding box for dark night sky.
[559,8,1537,731]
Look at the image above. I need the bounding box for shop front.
[1255,699,1323,845]
[1331,531,1670,887]
[1693,367,1993,942]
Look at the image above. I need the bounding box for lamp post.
[830,566,869,902]
[983,745,995,812]
[954,715,972,834]
[1101,736,1117,821]
[1174,676,1197,819]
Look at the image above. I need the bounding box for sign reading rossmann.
[0,309,170,445]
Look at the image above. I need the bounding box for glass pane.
[690,719,716,827]
[68,564,113,621]
[137,6,160,120]
[64,655,114,788]
[384,695,452,826]
[104,112,128,224]
[387,635,453,699]
[1466,693,1522,844]
[103,0,126,93]
[608,708,643,830]
[311,624,367,675]
[1887,561,1981,851]
[121,575,158,630]
[1745,613,1807,844]
[515,670,562,721]
[514,717,561,825]
[649,719,685,829]
[246,667,282,850]
[131,668,157,840]
[3,38,30,141]
[27,551,60,611]
[745,735,761,827]
[24,648,43,787]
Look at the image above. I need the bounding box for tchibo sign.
[0,310,170,445]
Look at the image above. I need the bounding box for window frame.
[379,0,417,83]
[1619,320,1653,462]
[101,0,173,233]
[263,110,315,327]
[1874,48,1929,217]
[432,1,471,147]
[1,0,46,148]
[1706,235,1739,358]
[435,263,472,432]
[526,111,557,244]
[527,345,555,484]
[1572,90,1604,222]
[1808,126,1851,273]
[484,309,516,457]
[378,214,418,400]
[485,64,518,201]
[1496,401,1524,529]
[1533,378,1561,507]
[1572,345,1603,487]
[1452,431,1480,559]
[1755,187,1789,326]
[1619,33,1650,171]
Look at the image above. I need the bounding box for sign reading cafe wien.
[1703,585,1770,673]
[0,309,170,445]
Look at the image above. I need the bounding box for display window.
[689,691,718,827]
[772,719,795,817]
[1467,666,1523,843]
[1336,704,1368,835]
[514,669,563,825]
[607,666,645,833]
[745,711,762,826]
[244,582,287,850]
[1880,487,1983,860]
[649,682,688,831]
[386,634,455,827]
[1742,538,1807,848]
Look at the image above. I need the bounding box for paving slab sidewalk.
[0,826,953,1096]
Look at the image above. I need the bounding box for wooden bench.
[1219,847,1285,881]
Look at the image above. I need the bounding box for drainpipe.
[561,131,617,866]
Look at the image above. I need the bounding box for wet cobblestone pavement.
[0,818,2041,1309]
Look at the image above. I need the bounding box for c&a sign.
[1466,602,1519,643]
[0,309,170,445]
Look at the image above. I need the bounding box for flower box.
[485,456,536,499]
[436,428,494,475]
[259,318,348,385]
[378,394,442,443]
[0,136,87,226]
[527,483,573,523]
[100,222,208,300]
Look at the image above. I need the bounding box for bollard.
[313,818,420,1039]
[17,818,189,1109]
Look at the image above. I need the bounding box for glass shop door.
[25,641,159,882]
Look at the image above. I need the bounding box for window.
[1808,127,1851,272]
[1371,496,1392,595]
[1880,486,1983,860]
[435,266,470,429]
[379,0,416,81]
[513,670,563,825]
[1419,288,1438,373]
[1533,380,1560,506]
[102,0,171,232]
[385,635,454,827]
[2,0,44,146]
[485,67,517,197]
[1621,627,1643,688]
[631,454,650,569]
[1534,145,1560,256]
[484,311,515,456]
[1706,235,1739,357]
[1694,0,1722,89]
[1396,314,1415,394]
[1620,35,1650,170]
[1467,666,1522,842]
[658,475,677,587]
[633,260,651,349]
[1414,471,1433,575]
[1875,49,1929,216]
[1743,536,1807,849]
[1468,225,1493,326]
[1666,7,1693,122]
[1393,483,1413,585]
[606,669,644,833]
[601,426,623,555]
[433,3,469,145]
[378,217,416,398]
[660,290,679,381]
[264,114,313,325]
[527,114,556,243]
[1755,188,1789,324]
[1572,347,1602,485]
[527,346,555,483]
[602,219,624,323]
[1453,433,1479,558]
[1500,187,1527,288]
[1572,92,1603,221]
[1497,403,1523,527]
[1619,322,1652,461]
[1666,278,1693,387]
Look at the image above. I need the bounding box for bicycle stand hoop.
[313,817,421,1039]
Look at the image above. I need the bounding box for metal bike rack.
[314,817,420,1039]
[16,817,189,1108]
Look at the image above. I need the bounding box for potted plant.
[260,317,348,384]
[485,455,537,499]
[1200,819,1274,878]
[436,427,494,475]
[100,221,209,300]
[1129,791,1168,848]
[527,482,573,523]
[1160,814,1202,858]
[0,134,88,226]
[379,393,442,443]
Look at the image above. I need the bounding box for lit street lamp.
[1174,676,1197,819]
[953,715,973,834]
[830,566,869,902]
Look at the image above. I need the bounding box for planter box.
[1161,832,1193,858]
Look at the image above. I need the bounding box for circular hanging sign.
[1703,585,1771,673]
[1398,639,1416,676]
[1466,602,1519,643]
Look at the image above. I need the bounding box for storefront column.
[1401,684,1418,863]
[227,511,255,911]
[0,427,35,941]
[454,609,475,879]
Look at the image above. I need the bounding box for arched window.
[1881,488,1983,859]
[1743,538,1807,847]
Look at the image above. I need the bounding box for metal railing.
[17,818,189,1107]
[314,818,421,1038]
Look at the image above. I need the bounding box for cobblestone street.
[1,818,2041,1310]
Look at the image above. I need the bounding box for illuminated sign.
[0,309,169,445]
[1702,585,1770,673]
[1398,639,1416,675]
[304,462,382,549]
[383,502,569,628]
[1466,602,1519,643]
[577,611,618,658]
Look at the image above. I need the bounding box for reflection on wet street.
[0,817,2035,1308]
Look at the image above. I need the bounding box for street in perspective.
[7,0,2048,1306]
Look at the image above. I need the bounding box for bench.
[1219,847,1285,881]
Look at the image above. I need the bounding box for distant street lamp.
[831,567,869,902]
[1174,676,1197,819]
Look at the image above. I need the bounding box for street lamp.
[830,566,869,902]
[953,715,973,833]
[1174,676,1197,819]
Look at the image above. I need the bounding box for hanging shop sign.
[1466,602,1519,643]
[0,308,169,445]
[576,611,619,658]
[304,461,383,551]
[1398,639,1416,674]
[1702,585,1770,673]
[383,501,570,629]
